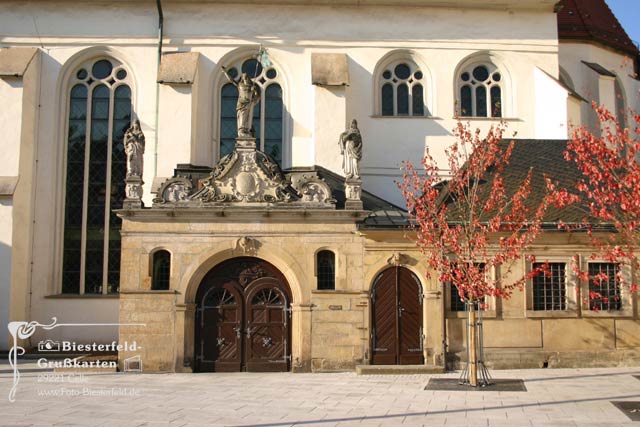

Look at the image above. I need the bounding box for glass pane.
[475,86,487,117]
[460,85,472,117]
[92,60,113,80]
[62,84,88,294]
[220,83,238,158]
[241,59,263,78]
[85,85,110,293]
[152,251,171,291]
[108,85,130,294]
[397,83,409,116]
[490,86,502,118]
[317,251,335,290]
[412,84,424,116]
[381,83,394,116]
[472,65,489,82]
[264,84,283,166]
[394,63,411,80]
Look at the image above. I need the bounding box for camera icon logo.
[38,339,61,352]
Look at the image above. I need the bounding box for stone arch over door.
[194,257,293,372]
[370,266,424,365]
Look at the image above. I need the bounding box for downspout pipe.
[153,0,164,178]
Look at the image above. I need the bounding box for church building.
[1,0,639,372]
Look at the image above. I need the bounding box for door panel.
[398,268,424,365]
[371,267,424,366]
[245,284,289,372]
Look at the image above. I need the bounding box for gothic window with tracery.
[380,61,427,117]
[458,63,502,118]
[62,57,132,294]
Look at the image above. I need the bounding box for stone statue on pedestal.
[123,120,145,209]
[124,119,145,177]
[223,66,260,138]
[338,119,363,179]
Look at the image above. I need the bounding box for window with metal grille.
[380,61,428,117]
[152,250,171,291]
[317,250,335,290]
[458,64,502,118]
[450,263,486,312]
[532,263,566,311]
[62,58,132,294]
[588,263,621,311]
[219,58,283,166]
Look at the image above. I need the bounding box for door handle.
[246,326,255,338]
[398,306,406,317]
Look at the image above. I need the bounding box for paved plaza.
[1,367,640,426]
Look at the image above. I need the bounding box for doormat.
[611,401,640,421]
[425,378,527,392]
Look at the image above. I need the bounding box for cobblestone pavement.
[1,367,640,426]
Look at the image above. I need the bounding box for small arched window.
[61,57,132,294]
[614,78,627,130]
[317,250,335,290]
[152,250,171,290]
[458,63,502,118]
[219,58,283,166]
[380,61,427,117]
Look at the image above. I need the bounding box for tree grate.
[425,378,527,392]
[611,401,640,421]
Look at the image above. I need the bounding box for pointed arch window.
[219,58,283,166]
[458,63,502,118]
[62,58,132,294]
[379,61,427,117]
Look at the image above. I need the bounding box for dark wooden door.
[195,258,291,372]
[245,279,289,372]
[371,267,424,365]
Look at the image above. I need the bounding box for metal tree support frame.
[459,302,492,387]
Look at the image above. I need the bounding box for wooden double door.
[195,258,292,372]
[371,267,424,365]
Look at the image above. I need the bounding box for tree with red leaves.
[564,104,640,307]
[400,121,557,387]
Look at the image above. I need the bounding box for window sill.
[370,115,442,120]
[526,309,578,319]
[447,310,496,319]
[45,294,119,299]
[458,116,521,122]
[581,310,634,319]
[311,290,365,295]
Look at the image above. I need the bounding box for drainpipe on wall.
[153,0,164,178]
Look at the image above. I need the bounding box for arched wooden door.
[371,267,424,365]
[195,257,292,372]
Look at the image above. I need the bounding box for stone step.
[355,364,445,375]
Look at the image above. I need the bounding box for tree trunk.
[468,305,478,387]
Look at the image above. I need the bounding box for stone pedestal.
[235,136,257,151]
[123,175,143,209]
[345,178,363,210]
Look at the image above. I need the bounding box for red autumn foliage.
[400,121,558,306]
[564,103,640,302]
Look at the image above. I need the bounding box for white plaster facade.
[0,0,638,363]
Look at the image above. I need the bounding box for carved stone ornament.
[123,175,144,209]
[153,176,193,204]
[189,138,299,204]
[387,252,409,267]
[234,236,259,255]
[289,172,336,206]
[338,119,363,179]
[124,120,145,178]
[344,177,363,210]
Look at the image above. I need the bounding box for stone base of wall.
[447,349,640,370]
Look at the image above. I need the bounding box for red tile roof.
[557,0,639,57]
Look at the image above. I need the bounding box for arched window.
[458,63,503,118]
[316,250,335,290]
[61,57,132,294]
[151,250,171,291]
[380,61,427,117]
[219,58,283,166]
